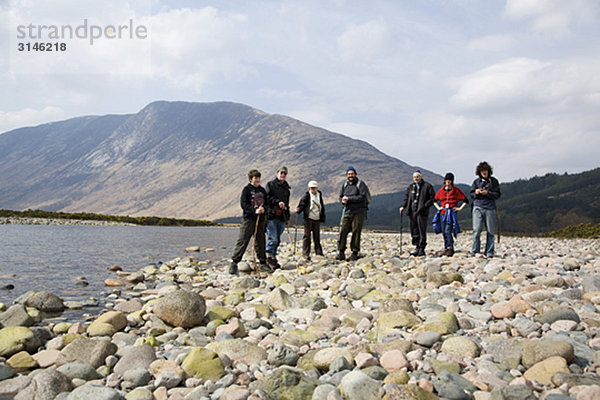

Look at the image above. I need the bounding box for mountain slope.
[0,101,440,220]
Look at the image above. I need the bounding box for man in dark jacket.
[337,166,370,261]
[470,161,501,257]
[399,170,435,256]
[230,169,271,274]
[265,166,291,268]
[295,180,326,260]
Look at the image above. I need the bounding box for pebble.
[0,233,598,399]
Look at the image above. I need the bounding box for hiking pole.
[293,213,298,256]
[400,212,403,254]
[496,211,501,244]
[251,214,261,277]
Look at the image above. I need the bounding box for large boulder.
[55,337,117,369]
[0,305,35,327]
[153,290,206,328]
[14,368,72,400]
[24,291,65,313]
[113,345,157,377]
[0,326,41,357]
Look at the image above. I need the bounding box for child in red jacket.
[434,173,468,256]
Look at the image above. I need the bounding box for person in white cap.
[295,180,326,260]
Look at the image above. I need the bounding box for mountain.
[353,168,600,233]
[0,101,440,220]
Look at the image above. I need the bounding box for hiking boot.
[335,252,346,261]
[346,252,359,261]
[267,257,280,269]
[446,248,455,257]
[258,263,274,273]
[410,249,420,256]
[416,249,426,257]
[228,262,238,275]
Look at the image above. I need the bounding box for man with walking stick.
[229,169,272,275]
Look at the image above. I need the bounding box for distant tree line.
[0,209,218,227]
[324,167,600,237]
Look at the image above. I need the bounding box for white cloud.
[0,106,65,133]
[337,19,389,62]
[503,0,599,38]
[468,34,512,52]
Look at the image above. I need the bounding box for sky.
[1,0,599,183]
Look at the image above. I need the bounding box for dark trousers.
[231,216,266,263]
[409,213,428,250]
[338,212,365,254]
[303,218,323,258]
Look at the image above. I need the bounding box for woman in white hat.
[295,180,326,260]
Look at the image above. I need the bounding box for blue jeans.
[266,218,286,257]
[472,206,496,256]
[442,218,454,249]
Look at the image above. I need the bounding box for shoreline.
[0,217,136,226]
[0,233,599,399]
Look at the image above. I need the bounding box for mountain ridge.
[0,100,440,220]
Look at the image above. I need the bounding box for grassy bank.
[0,209,219,227]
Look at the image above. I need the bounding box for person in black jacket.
[337,166,370,261]
[470,161,501,257]
[229,169,272,275]
[265,166,291,268]
[295,180,326,260]
[399,170,435,256]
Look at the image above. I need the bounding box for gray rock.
[14,368,72,400]
[339,370,381,400]
[486,339,523,370]
[329,356,351,374]
[0,362,16,380]
[361,366,388,381]
[113,299,143,313]
[57,362,99,381]
[490,384,536,400]
[153,289,206,328]
[0,375,31,398]
[312,384,337,400]
[24,291,65,312]
[56,337,117,369]
[113,345,157,377]
[535,308,580,325]
[65,384,120,400]
[582,275,600,293]
[0,304,35,327]
[416,331,442,347]
[551,372,600,387]
[155,370,182,389]
[122,368,152,386]
[268,344,299,367]
[432,369,477,400]
[511,315,539,337]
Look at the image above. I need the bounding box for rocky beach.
[1,232,599,400]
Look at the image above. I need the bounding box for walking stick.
[400,212,403,254]
[496,210,501,244]
[251,214,261,276]
[293,214,298,256]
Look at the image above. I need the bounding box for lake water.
[0,224,240,309]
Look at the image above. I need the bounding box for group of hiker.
[229,161,500,275]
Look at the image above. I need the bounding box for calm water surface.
[0,225,239,307]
